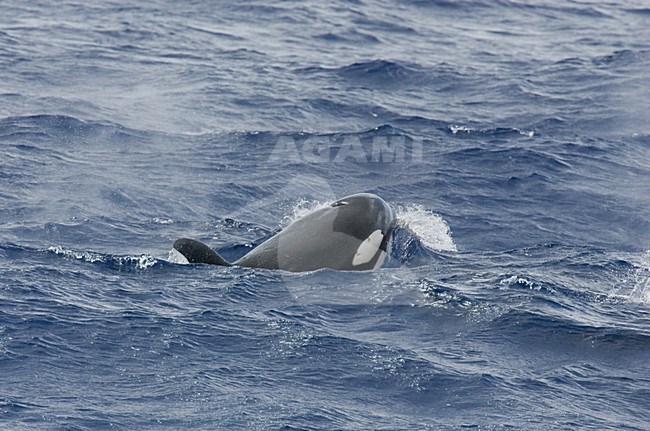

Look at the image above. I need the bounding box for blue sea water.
[1,0,649,429]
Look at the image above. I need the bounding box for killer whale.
[173,193,396,272]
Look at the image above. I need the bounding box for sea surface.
[1,1,649,430]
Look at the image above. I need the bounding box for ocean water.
[1,1,649,430]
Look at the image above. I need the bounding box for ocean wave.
[313,29,382,44]
[0,114,151,148]
[488,308,650,347]
[591,49,650,67]
[447,124,535,138]
[298,59,434,89]
[336,59,427,82]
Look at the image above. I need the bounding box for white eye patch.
[352,229,384,266]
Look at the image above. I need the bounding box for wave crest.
[48,246,158,270]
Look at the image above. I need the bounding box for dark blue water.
[1,1,649,429]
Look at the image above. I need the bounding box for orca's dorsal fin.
[173,238,232,266]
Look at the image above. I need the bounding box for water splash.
[395,204,457,252]
[499,275,537,290]
[167,247,190,265]
[630,250,650,304]
[280,198,330,227]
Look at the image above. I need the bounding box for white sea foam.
[152,217,174,225]
[48,245,104,263]
[48,246,158,270]
[499,275,538,290]
[449,124,534,138]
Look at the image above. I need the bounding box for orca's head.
[236,192,398,272]
[330,193,396,258]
